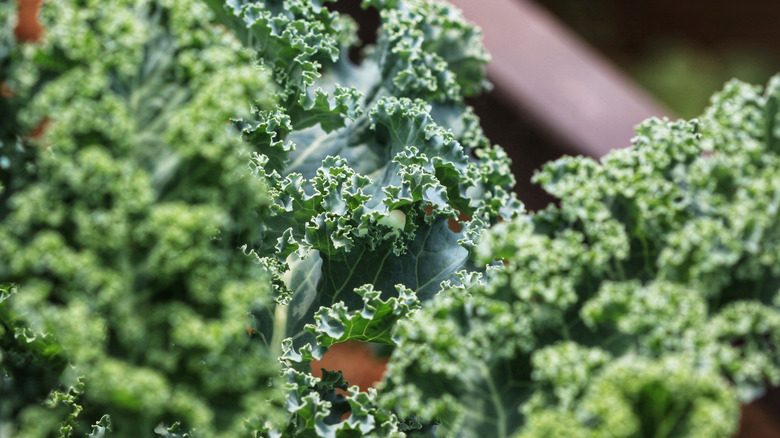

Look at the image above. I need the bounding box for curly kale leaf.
[191,1,521,435]
[0,0,285,436]
[228,0,519,328]
[381,76,780,437]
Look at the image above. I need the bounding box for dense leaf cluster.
[2,0,779,437]
[0,0,281,436]
[1,0,518,436]
[382,77,780,437]
[218,0,520,435]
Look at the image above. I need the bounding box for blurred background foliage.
[535,0,780,119]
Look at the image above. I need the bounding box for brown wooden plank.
[736,402,780,438]
[447,0,671,157]
[15,0,44,42]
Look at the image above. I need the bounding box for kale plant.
[0,0,281,435]
[382,77,780,437]
[205,0,521,435]
[2,0,779,437]
[0,0,517,436]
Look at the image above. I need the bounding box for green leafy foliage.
[381,76,780,437]
[233,0,519,324]
[220,0,519,434]
[0,0,283,436]
[1,0,518,436]
[4,0,779,437]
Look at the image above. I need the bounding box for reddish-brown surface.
[0,82,12,98]
[311,341,388,391]
[15,0,43,42]
[737,403,780,438]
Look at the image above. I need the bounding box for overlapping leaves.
[234,0,519,324]
[381,77,780,437]
[0,1,283,436]
[211,1,521,435]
